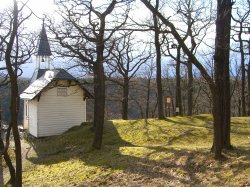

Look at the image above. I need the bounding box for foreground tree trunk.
[122,77,129,120]
[92,62,105,149]
[248,40,250,116]
[4,0,22,185]
[212,0,233,158]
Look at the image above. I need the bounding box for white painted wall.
[37,83,86,137]
[28,100,38,137]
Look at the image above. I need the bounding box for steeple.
[36,20,52,69]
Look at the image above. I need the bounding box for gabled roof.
[30,69,49,84]
[20,69,93,100]
[37,23,52,56]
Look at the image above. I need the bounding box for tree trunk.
[187,58,193,116]
[0,108,16,186]
[0,108,3,187]
[175,46,183,116]
[212,92,223,159]
[122,77,129,120]
[212,0,233,158]
[145,77,151,119]
[239,25,246,116]
[247,39,250,116]
[92,15,107,149]
[0,138,16,185]
[153,0,164,120]
[238,98,241,116]
[10,79,22,187]
[0,144,2,187]
[92,62,105,149]
[4,1,22,185]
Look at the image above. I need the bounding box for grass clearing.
[3,115,250,186]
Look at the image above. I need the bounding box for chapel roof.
[20,69,93,100]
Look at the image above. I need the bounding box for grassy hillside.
[4,115,250,186]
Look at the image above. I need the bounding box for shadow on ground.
[24,120,250,186]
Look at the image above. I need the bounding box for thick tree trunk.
[91,13,107,149]
[0,109,3,187]
[153,0,164,120]
[187,59,193,116]
[175,46,183,116]
[92,63,105,149]
[10,80,22,187]
[4,1,22,185]
[122,78,129,120]
[248,39,250,116]
[212,0,232,158]
[212,93,223,159]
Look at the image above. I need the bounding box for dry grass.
[3,115,250,186]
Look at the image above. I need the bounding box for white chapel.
[20,23,92,137]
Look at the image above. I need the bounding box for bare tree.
[140,0,233,159]
[171,0,215,116]
[143,61,156,118]
[231,0,250,116]
[49,0,130,148]
[107,31,151,119]
[0,0,34,185]
[153,0,165,119]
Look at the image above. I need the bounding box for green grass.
[3,115,250,186]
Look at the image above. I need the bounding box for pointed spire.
[37,20,52,56]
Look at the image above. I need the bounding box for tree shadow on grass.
[24,120,250,186]
[164,116,213,130]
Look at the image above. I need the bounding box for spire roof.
[37,22,52,56]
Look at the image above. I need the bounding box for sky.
[0,0,56,78]
[1,0,233,79]
[0,0,153,78]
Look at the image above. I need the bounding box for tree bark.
[0,108,16,186]
[92,62,105,149]
[145,77,151,119]
[211,92,223,159]
[0,138,16,185]
[4,0,22,185]
[212,0,233,158]
[122,77,129,120]
[239,24,246,116]
[248,38,250,116]
[92,16,106,149]
[175,46,183,116]
[153,0,164,120]
[187,58,193,116]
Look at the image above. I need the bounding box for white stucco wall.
[36,82,86,137]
